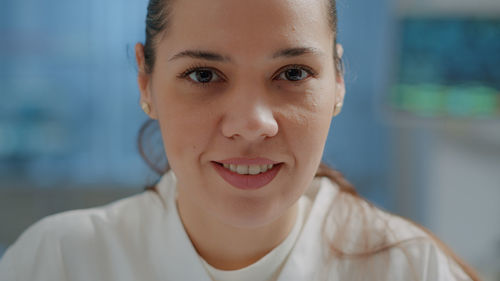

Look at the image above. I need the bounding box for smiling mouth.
[213,161,278,175]
[211,161,283,190]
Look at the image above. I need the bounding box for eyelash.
[177,64,317,87]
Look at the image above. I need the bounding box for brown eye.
[187,69,221,83]
[277,66,313,82]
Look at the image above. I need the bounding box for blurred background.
[0,0,499,279]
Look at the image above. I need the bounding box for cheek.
[155,95,215,166]
[278,88,333,162]
[280,85,334,132]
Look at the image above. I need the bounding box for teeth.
[223,163,275,175]
[230,164,237,172]
[248,165,260,175]
[236,165,249,174]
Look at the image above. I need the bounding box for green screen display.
[391,18,500,118]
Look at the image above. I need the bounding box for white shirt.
[0,171,471,281]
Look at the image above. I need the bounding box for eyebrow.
[271,47,325,59]
[168,47,325,62]
[168,50,230,62]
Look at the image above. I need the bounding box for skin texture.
[135,0,345,270]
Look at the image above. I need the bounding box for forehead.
[161,0,333,61]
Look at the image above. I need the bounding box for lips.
[211,160,283,190]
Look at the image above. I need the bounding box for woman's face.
[136,0,345,228]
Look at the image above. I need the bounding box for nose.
[221,89,278,141]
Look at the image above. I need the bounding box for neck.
[176,191,299,270]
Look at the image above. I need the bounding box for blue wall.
[1,0,151,187]
[324,0,395,208]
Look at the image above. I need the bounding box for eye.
[276,66,314,82]
[186,68,222,84]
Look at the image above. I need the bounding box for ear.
[135,43,158,119]
[335,43,346,105]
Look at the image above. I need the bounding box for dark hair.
[137,0,479,280]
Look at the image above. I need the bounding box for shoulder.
[317,177,471,280]
[381,235,472,281]
[20,189,163,242]
[0,190,164,280]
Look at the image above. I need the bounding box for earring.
[141,101,151,115]
[333,102,343,117]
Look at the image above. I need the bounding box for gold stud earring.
[141,102,151,115]
[333,102,343,117]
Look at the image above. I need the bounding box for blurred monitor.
[390,17,500,118]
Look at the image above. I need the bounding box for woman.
[0,0,480,280]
